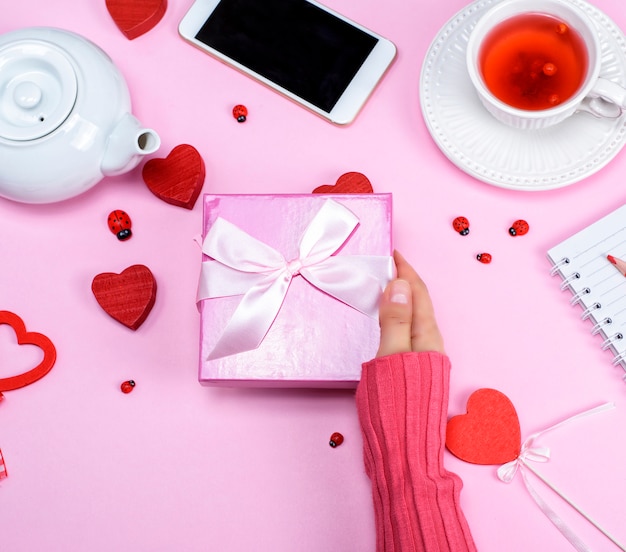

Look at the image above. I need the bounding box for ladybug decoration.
[120,380,136,394]
[509,219,529,236]
[108,210,132,241]
[452,216,470,236]
[232,104,248,123]
[476,253,492,264]
[329,432,344,448]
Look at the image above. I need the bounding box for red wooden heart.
[92,265,157,330]
[312,171,373,194]
[106,0,167,40]
[142,144,205,209]
[0,311,57,392]
[446,388,521,465]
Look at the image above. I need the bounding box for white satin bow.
[496,402,623,552]
[497,440,551,484]
[197,199,393,360]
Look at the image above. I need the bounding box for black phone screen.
[194,0,379,113]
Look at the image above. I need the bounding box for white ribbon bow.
[197,199,393,360]
[496,402,624,552]
[497,441,551,484]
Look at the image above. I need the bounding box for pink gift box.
[197,193,393,388]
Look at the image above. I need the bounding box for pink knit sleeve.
[356,351,477,552]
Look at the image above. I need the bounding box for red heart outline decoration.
[92,265,157,330]
[142,144,205,209]
[0,311,57,392]
[106,0,167,40]
[312,172,374,194]
[0,448,7,479]
[446,388,522,465]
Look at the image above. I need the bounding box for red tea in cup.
[479,13,588,110]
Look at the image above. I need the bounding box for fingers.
[392,251,446,354]
[376,278,414,358]
[376,251,446,358]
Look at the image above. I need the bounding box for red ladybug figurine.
[329,432,344,448]
[108,210,132,241]
[232,104,248,123]
[452,216,470,236]
[476,253,492,264]
[509,219,529,236]
[121,380,136,394]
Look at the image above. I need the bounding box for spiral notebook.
[547,204,626,379]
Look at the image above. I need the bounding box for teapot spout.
[101,113,160,176]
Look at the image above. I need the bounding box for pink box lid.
[198,193,393,387]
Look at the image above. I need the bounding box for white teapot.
[0,27,160,203]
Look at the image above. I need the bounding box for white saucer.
[420,0,626,191]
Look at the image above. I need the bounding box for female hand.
[376,251,445,358]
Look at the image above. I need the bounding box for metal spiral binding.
[551,257,626,379]
[570,287,590,305]
[601,332,623,351]
[581,302,601,320]
[591,317,612,335]
[611,349,626,366]
[560,271,580,290]
[611,351,626,382]
[549,257,570,276]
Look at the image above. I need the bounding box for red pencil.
[607,254,626,276]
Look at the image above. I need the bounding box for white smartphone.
[178,0,397,125]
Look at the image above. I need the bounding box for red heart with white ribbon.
[447,388,622,551]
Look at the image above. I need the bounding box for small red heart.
[312,172,373,194]
[106,0,167,40]
[92,265,157,330]
[446,388,521,465]
[0,311,57,392]
[142,144,205,209]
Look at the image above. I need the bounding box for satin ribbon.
[197,199,393,360]
[497,402,625,552]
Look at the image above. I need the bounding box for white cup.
[466,0,626,129]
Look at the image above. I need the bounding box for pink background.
[1,1,626,551]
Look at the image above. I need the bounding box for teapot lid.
[0,39,77,141]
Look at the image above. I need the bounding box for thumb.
[376,279,413,358]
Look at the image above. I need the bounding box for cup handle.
[579,78,626,119]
